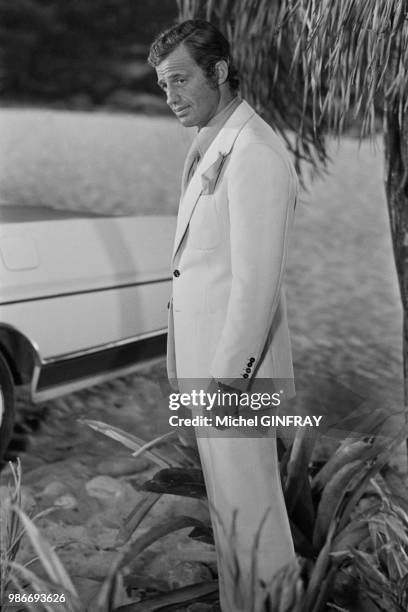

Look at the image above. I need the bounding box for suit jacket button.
[173,269,180,278]
[245,368,251,373]
[247,362,252,368]
[243,373,249,379]
[249,357,255,363]
[167,301,170,309]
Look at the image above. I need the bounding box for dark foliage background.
[0,0,178,112]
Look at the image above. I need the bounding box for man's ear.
[214,59,229,86]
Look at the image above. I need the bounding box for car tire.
[0,351,15,460]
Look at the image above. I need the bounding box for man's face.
[156,44,221,129]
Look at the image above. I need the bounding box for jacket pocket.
[188,195,221,250]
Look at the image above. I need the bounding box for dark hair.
[148,19,240,92]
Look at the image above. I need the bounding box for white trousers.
[196,429,296,611]
[173,311,296,611]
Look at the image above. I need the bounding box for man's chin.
[176,116,196,127]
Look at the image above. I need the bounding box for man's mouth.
[174,106,189,115]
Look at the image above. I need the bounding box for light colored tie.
[181,138,201,197]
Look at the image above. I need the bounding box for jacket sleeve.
[209,142,297,386]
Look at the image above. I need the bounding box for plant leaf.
[303,521,337,610]
[313,460,365,550]
[114,580,219,611]
[331,521,370,554]
[140,468,207,499]
[9,561,81,612]
[338,427,408,533]
[122,516,211,567]
[79,419,175,468]
[117,492,162,546]
[10,507,78,599]
[188,524,214,545]
[130,431,178,459]
[312,440,372,492]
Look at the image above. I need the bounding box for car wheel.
[0,352,15,460]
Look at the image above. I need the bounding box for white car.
[0,204,176,457]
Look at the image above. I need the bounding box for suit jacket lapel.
[172,100,255,261]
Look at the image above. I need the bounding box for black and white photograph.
[0,1,408,611]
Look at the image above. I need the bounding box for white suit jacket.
[167,100,298,394]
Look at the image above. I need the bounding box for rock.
[92,527,118,550]
[86,483,143,528]
[85,476,124,500]
[165,561,213,589]
[54,494,78,510]
[24,460,93,493]
[96,455,150,477]
[63,550,121,581]
[86,518,119,549]
[129,529,216,579]
[147,495,210,524]
[39,480,69,499]
[174,537,216,565]
[15,522,93,567]
[36,522,92,549]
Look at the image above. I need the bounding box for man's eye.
[176,78,185,84]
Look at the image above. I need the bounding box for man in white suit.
[149,20,298,611]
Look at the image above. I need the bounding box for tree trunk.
[384,104,408,457]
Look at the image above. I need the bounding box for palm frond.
[178,0,408,175]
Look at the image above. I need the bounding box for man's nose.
[166,85,180,107]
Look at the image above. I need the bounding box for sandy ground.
[0,111,405,609]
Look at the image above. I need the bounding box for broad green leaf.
[303,521,336,611]
[94,552,125,612]
[313,460,365,550]
[122,515,211,567]
[289,519,314,558]
[381,468,408,514]
[172,442,201,467]
[188,524,214,545]
[332,521,370,554]
[122,572,169,593]
[338,427,408,533]
[284,428,316,538]
[267,561,304,612]
[114,580,219,611]
[310,565,337,612]
[312,440,371,492]
[117,492,162,546]
[141,468,207,499]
